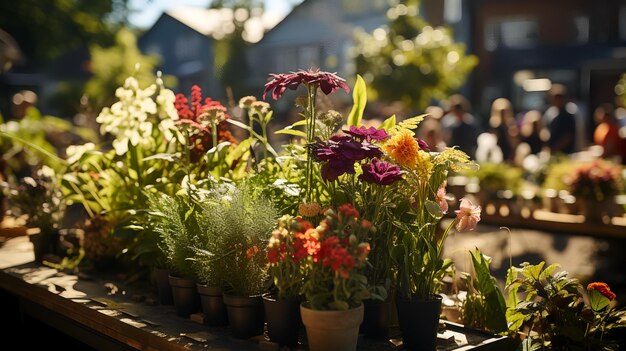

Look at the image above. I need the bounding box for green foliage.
[353,0,477,109]
[469,163,524,195]
[0,0,115,62]
[144,190,200,279]
[506,262,626,350]
[202,182,278,295]
[460,249,508,333]
[347,75,366,127]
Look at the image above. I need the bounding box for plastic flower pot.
[396,295,442,351]
[262,293,301,347]
[360,298,391,339]
[168,274,200,317]
[197,284,228,326]
[222,293,264,339]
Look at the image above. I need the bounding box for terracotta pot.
[168,275,200,317]
[300,303,363,351]
[396,295,442,351]
[197,284,228,326]
[222,293,264,339]
[262,293,301,347]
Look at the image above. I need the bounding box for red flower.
[587,282,616,301]
[338,203,360,220]
[246,245,259,259]
[174,85,236,162]
[293,229,320,263]
[263,68,350,100]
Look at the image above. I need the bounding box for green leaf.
[520,261,545,280]
[143,153,179,162]
[397,114,426,131]
[275,128,307,138]
[347,75,366,127]
[588,289,611,312]
[425,200,443,218]
[380,114,396,131]
[291,119,307,127]
[470,249,508,333]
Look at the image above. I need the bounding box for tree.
[353,0,477,109]
[84,28,160,110]
[0,0,116,62]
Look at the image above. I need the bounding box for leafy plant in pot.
[145,190,201,317]
[300,205,383,351]
[383,121,481,351]
[205,182,277,339]
[6,167,65,264]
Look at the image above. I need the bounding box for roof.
[164,7,284,43]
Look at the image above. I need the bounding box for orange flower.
[298,202,322,217]
[587,282,616,301]
[383,129,420,168]
[246,245,259,259]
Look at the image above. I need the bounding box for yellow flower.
[383,129,420,168]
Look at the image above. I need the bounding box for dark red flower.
[174,85,236,161]
[359,159,406,185]
[587,282,616,301]
[415,137,430,151]
[310,135,383,181]
[263,68,350,100]
[343,126,389,142]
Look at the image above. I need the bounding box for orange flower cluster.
[587,282,616,301]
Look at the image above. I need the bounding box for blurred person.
[593,103,626,163]
[441,94,478,158]
[487,98,519,161]
[519,110,546,155]
[544,84,576,154]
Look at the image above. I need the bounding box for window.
[572,16,589,43]
[444,0,462,24]
[275,48,298,72]
[175,35,201,61]
[484,18,539,51]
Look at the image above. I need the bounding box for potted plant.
[264,215,312,347]
[206,182,277,339]
[381,120,481,351]
[6,167,65,263]
[506,262,626,350]
[145,190,200,317]
[299,204,381,351]
[565,159,623,222]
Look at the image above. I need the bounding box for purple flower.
[343,126,389,142]
[263,69,350,100]
[415,137,430,152]
[310,135,384,181]
[359,159,406,185]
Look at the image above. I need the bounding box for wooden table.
[0,237,512,350]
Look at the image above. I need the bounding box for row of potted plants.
[4,67,625,350]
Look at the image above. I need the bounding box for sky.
[128,0,303,29]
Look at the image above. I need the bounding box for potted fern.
[206,183,277,339]
[145,190,200,317]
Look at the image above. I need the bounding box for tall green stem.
[305,85,317,203]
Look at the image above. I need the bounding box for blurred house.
[138,8,223,97]
[247,0,388,91]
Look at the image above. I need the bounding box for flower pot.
[154,268,174,305]
[360,298,391,339]
[300,303,364,351]
[29,230,59,264]
[197,284,228,326]
[396,295,442,351]
[222,293,265,339]
[262,293,301,347]
[168,275,200,317]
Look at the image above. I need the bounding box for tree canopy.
[354,0,478,109]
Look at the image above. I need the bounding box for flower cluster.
[301,204,383,310]
[310,134,384,181]
[566,160,623,202]
[96,76,178,155]
[174,85,236,162]
[587,282,616,301]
